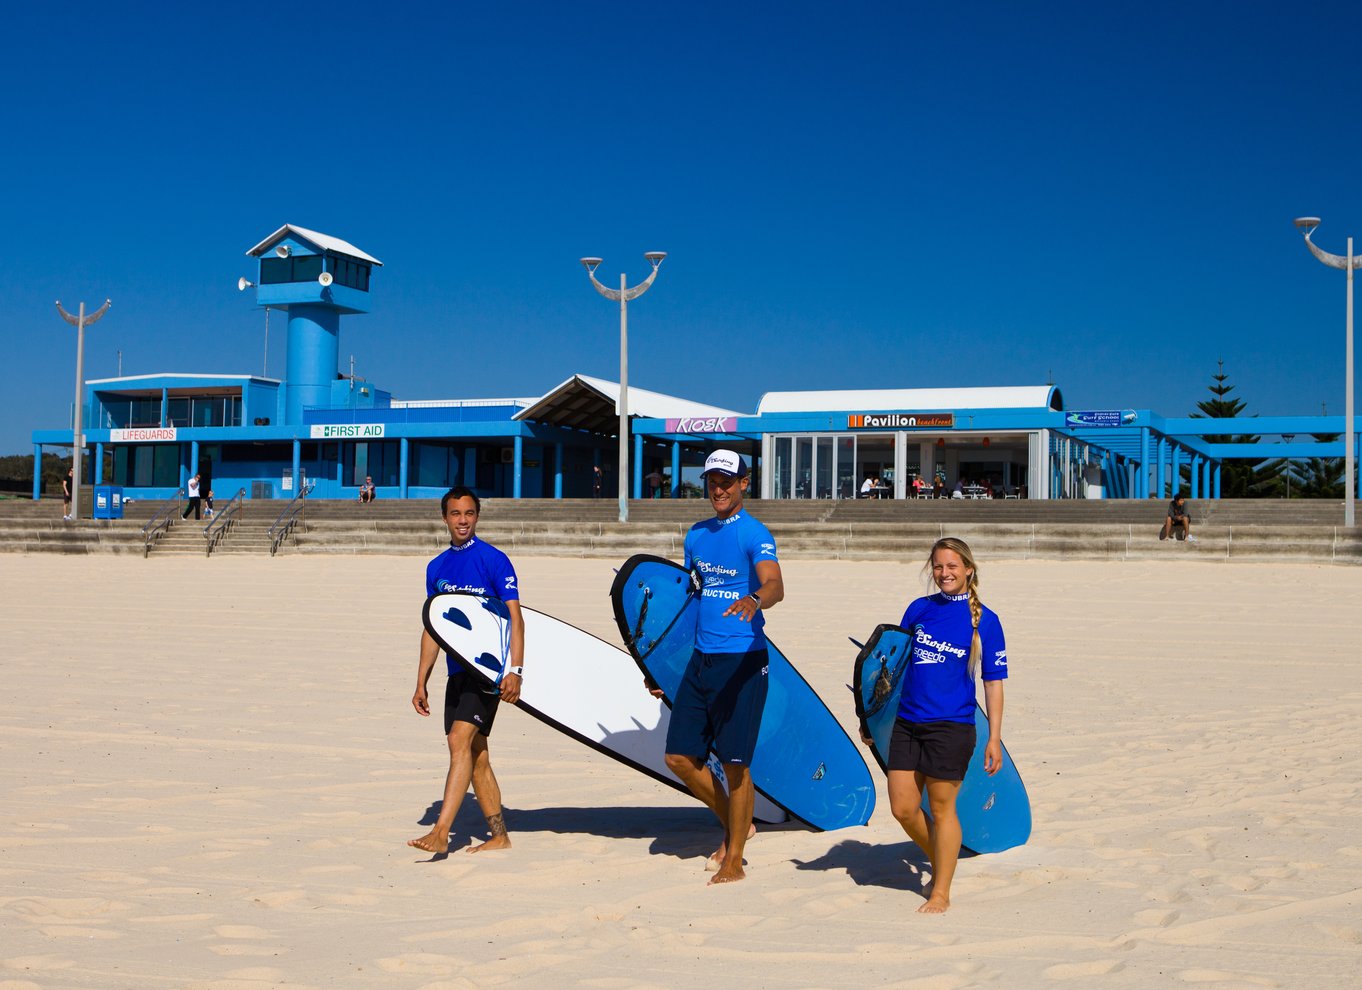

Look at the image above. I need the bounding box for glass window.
[167,398,189,427]
[260,256,291,284]
[153,446,179,487]
[836,436,855,498]
[293,254,323,282]
[795,438,812,499]
[815,437,833,499]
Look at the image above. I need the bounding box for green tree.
[1188,360,1277,497]
[1295,433,1344,498]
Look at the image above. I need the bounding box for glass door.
[815,437,834,499]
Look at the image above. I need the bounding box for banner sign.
[310,424,386,439]
[665,416,737,433]
[110,427,177,442]
[847,412,954,429]
[1064,410,1136,428]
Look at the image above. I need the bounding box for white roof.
[757,385,1057,414]
[87,373,278,385]
[246,224,383,265]
[514,374,743,426]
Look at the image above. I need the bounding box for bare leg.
[408,721,479,853]
[665,754,738,875]
[888,769,936,877]
[709,765,754,885]
[919,777,963,913]
[466,732,511,853]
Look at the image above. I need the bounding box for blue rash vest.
[426,536,520,678]
[897,592,1007,724]
[683,508,779,653]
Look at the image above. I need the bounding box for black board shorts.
[444,671,500,737]
[887,718,976,781]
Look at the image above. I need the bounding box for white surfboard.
[423,592,788,824]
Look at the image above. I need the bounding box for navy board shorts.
[665,647,769,767]
[887,718,976,781]
[444,670,501,737]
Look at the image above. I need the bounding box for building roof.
[246,224,384,266]
[514,374,743,434]
[756,385,1061,414]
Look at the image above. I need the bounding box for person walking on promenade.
[182,474,202,520]
[408,486,524,855]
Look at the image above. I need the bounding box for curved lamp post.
[1293,217,1356,527]
[579,252,666,522]
[55,298,111,522]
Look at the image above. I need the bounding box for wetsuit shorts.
[444,670,500,737]
[887,718,976,781]
[665,648,769,767]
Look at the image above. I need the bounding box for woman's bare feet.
[467,834,511,853]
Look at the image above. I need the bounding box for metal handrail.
[267,479,314,556]
[202,488,246,556]
[141,490,184,557]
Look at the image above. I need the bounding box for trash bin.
[92,486,125,520]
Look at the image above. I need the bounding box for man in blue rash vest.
[408,486,525,856]
[653,449,784,885]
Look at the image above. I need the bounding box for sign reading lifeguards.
[111,427,177,442]
[847,413,954,429]
[310,424,386,439]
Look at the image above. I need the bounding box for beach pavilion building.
[31,224,1258,506]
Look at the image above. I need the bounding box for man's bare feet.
[466,834,511,854]
[705,823,757,872]
[407,830,449,854]
[707,864,746,885]
[917,893,950,914]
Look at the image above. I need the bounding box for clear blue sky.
[4,1,1361,455]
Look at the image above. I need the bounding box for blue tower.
[245,224,383,424]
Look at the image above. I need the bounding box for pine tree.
[1188,360,1276,498]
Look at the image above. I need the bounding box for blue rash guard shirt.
[426,536,520,678]
[684,509,779,653]
[896,592,1007,724]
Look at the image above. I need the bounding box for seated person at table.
[860,475,876,498]
[951,479,965,499]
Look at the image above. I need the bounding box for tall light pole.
[1293,217,1356,527]
[55,298,112,522]
[579,251,666,522]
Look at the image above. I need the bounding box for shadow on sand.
[791,838,963,894]
[413,798,807,863]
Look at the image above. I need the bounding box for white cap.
[702,449,748,478]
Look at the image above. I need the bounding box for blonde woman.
[863,537,1007,913]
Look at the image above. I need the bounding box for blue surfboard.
[852,623,1031,854]
[611,553,875,832]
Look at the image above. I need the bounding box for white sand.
[1,553,1359,989]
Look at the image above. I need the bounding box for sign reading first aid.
[310,424,386,439]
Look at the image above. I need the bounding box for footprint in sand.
[1134,908,1180,927]
[1175,969,1278,987]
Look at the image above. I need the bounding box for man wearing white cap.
[659,449,783,885]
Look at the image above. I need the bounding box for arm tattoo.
[486,812,507,838]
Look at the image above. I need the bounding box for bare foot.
[407,830,449,854]
[467,834,511,854]
[705,823,757,872]
[707,864,746,885]
[917,893,950,914]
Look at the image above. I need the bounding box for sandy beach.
[1,552,1359,989]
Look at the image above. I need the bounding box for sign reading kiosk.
[310,424,386,439]
[847,412,955,429]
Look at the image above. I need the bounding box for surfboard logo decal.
[812,762,826,780]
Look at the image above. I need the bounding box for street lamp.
[55,298,111,522]
[579,251,667,523]
[1293,217,1356,526]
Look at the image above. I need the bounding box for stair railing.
[268,479,314,556]
[141,490,184,557]
[203,488,246,556]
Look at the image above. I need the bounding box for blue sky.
[4,1,1361,454]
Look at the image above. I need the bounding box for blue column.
[1213,462,1222,499]
[671,441,681,498]
[400,437,410,499]
[160,388,169,427]
[95,443,105,485]
[1155,437,1164,498]
[1139,428,1150,499]
[554,442,564,499]
[180,446,188,490]
[32,444,42,500]
[292,440,302,497]
[1191,454,1202,498]
[633,433,644,499]
[513,435,523,499]
[1170,445,1181,496]
[336,444,344,489]
[190,440,200,479]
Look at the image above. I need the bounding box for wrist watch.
[508,665,524,677]
[747,593,762,609]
